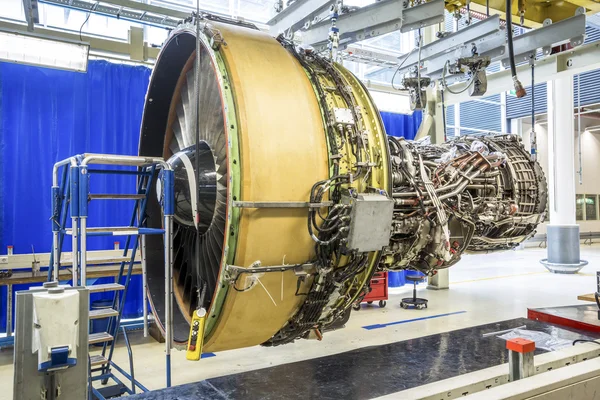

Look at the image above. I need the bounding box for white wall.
[523,125,600,234]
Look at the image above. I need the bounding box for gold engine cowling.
[139,18,390,352]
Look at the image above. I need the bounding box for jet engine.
[139,16,546,352]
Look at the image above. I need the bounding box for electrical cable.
[194,1,202,304]
[441,88,447,141]
[441,60,476,95]
[391,47,417,91]
[79,12,92,41]
[416,29,423,108]
[506,0,526,97]
[573,339,600,346]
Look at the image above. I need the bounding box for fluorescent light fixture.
[0,29,89,72]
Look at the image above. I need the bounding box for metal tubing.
[108,360,150,392]
[121,326,136,394]
[164,168,174,388]
[79,165,90,286]
[81,154,169,170]
[71,217,79,285]
[164,215,173,388]
[70,165,80,286]
[52,233,59,281]
[52,157,77,186]
[6,285,12,336]
[141,235,148,337]
[80,218,87,286]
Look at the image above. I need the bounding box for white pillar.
[542,76,587,273]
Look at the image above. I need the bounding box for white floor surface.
[2,244,599,398]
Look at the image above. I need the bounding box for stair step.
[89,332,114,345]
[89,308,119,320]
[87,283,124,293]
[89,354,109,367]
[89,194,146,200]
[64,227,164,236]
[60,256,133,266]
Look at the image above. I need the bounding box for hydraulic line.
[506,0,526,98]
[530,58,537,161]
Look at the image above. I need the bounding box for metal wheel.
[379,300,387,308]
[353,303,361,311]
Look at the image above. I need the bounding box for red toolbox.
[354,271,388,309]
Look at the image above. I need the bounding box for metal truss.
[33,0,187,28]
[300,0,444,53]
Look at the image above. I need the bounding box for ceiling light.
[0,29,89,73]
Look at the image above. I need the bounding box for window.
[576,194,599,221]
[586,194,598,221]
[576,194,584,221]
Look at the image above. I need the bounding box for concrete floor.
[1,244,599,398]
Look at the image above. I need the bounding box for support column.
[541,76,587,273]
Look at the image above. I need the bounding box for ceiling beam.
[267,0,335,35]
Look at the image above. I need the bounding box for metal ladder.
[49,153,174,399]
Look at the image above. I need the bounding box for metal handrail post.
[141,234,149,337]
[70,165,80,285]
[79,165,90,286]
[163,169,174,388]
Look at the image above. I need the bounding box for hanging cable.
[441,88,447,141]
[194,1,202,304]
[391,47,417,91]
[506,0,526,98]
[530,57,537,161]
[441,60,476,95]
[416,29,424,108]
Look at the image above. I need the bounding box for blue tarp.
[0,60,151,331]
[0,61,422,332]
[380,110,423,287]
[381,110,422,141]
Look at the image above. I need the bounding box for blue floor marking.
[201,352,216,359]
[362,311,467,330]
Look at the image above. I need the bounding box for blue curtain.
[381,110,422,140]
[380,110,424,286]
[0,60,151,331]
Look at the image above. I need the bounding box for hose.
[506,0,526,98]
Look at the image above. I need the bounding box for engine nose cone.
[166,141,217,234]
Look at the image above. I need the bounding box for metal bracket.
[267,0,336,35]
[402,77,431,110]
[233,201,333,208]
[396,15,502,78]
[500,13,586,69]
[201,22,226,49]
[224,262,316,283]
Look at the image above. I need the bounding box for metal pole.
[52,184,60,282]
[163,168,174,388]
[6,285,12,337]
[577,74,583,185]
[141,235,149,338]
[530,59,537,161]
[70,166,80,286]
[79,166,89,287]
